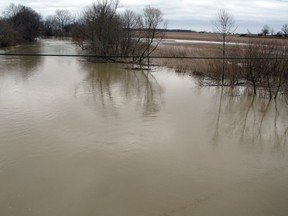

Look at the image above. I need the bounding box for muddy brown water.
[0,38,288,216]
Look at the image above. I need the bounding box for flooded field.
[0,38,288,216]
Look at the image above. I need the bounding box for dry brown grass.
[163,31,288,44]
[155,33,223,74]
[163,32,222,41]
[156,46,221,76]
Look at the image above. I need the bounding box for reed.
[156,38,288,98]
[157,45,220,74]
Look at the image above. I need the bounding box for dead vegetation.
[156,34,288,99]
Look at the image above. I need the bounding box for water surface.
[162,38,248,46]
[0,38,288,216]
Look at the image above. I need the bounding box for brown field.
[163,31,223,41]
[163,31,288,44]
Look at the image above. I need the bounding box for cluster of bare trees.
[194,10,288,99]
[241,40,288,99]
[258,24,288,37]
[72,0,167,63]
[44,10,74,37]
[0,3,42,46]
[213,9,237,85]
[0,3,75,46]
[202,38,288,99]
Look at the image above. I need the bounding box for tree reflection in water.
[0,41,43,81]
[212,87,288,154]
[76,63,163,116]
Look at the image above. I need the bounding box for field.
[157,31,288,73]
[163,31,288,43]
[163,31,224,41]
[156,32,228,73]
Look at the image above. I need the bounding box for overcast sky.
[1,0,288,33]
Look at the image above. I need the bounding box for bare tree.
[120,9,139,56]
[262,25,270,37]
[43,15,57,36]
[282,24,288,38]
[54,10,73,36]
[2,3,22,20]
[213,9,237,85]
[138,6,167,66]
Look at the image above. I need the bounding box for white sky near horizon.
[1,0,288,33]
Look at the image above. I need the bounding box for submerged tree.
[119,9,139,57]
[73,0,122,57]
[138,6,167,65]
[242,39,288,99]
[282,24,288,38]
[72,0,167,64]
[213,9,237,85]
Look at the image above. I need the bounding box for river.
[0,38,288,216]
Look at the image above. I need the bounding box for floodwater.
[162,38,248,46]
[0,38,288,216]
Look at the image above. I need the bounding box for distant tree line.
[0,3,76,47]
[257,24,288,38]
[0,1,167,64]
